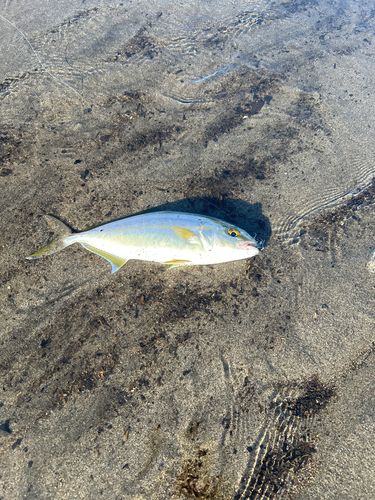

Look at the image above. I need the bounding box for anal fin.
[164,259,191,269]
[81,244,128,274]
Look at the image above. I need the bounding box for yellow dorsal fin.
[171,226,198,241]
[81,244,128,274]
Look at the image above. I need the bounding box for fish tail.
[26,215,73,259]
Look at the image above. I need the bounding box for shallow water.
[1,1,375,499]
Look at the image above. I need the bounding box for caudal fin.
[26,216,73,259]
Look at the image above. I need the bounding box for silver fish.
[26,211,260,273]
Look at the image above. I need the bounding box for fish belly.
[70,227,206,265]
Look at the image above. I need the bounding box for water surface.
[1,1,375,499]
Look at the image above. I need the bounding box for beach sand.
[1,1,375,498]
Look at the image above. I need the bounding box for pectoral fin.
[81,244,128,274]
[171,226,199,241]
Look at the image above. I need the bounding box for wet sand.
[1,1,375,499]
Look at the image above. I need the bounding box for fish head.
[201,219,261,262]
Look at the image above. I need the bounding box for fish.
[26,211,261,273]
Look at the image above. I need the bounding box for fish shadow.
[138,197,272,247]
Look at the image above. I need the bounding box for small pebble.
[71,122,82,132]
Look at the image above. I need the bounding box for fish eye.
[228,228,239,237]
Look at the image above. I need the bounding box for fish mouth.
[239,241,259,250]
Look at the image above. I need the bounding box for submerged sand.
[1,1,375,498]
